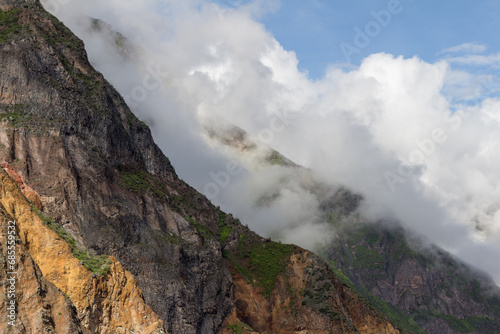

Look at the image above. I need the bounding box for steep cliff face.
[0,211,87,334]
[1,2,233,332]
[1,1,405,333]
[0,168,166,333]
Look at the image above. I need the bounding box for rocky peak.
[2,1,410,333]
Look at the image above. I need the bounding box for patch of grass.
[246,242,296,297]
[227,323,254,334]
[0,9,30,43]
[352,246,384,270]
[220,225,232,243]
[153,230,183,246]
[0,104,32,127]
[32,205,111,276]
[119,169,166,198]
[224,230,296,298]
[267,151,285,166]
[218,209,233,243]
[186,216,216,242]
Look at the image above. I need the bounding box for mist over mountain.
[45,0,500,286]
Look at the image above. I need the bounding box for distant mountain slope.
[322,212,500,334]
[208,123,500,334]
[0,0,401,333]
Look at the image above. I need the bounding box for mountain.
[0,1,402,333]
[207,125,500,334]
[321,201,500,334]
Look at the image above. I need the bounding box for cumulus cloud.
[47,0,500,284]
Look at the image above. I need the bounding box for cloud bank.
[46,0,500,284]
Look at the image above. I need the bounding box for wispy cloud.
[445,53,500,69]
[438,42,487,55]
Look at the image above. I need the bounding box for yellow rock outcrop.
[0,168,166,334]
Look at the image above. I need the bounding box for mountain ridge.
[1,1,404,333]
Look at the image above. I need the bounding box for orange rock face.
[0,168,166,333]
[222,251,399,334]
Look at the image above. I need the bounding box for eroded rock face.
[1,3,233,333]
[1,1,405,333]
[0,0,37,11]
[0,168,166,333]
[324,220,500,334]
[222,251,399,334]
[0,213,87,334]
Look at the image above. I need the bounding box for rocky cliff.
[208,124,500,333]
[0,0,401,333]
[0,167,166,333]
[0,203,88,334]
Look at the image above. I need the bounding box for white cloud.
[438,42,487,55]
[445,53,500,69]
[48,0,500,285]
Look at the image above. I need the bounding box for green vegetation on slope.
[322,217,500,333]
[414,311,500,333]
[32,204,111,276]
[220,212,297,298]
[119,169,166,197]
[227,323,254,334]
[0,9,30,43]
[324,257,425,334]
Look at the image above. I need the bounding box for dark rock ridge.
[0,1,401,333]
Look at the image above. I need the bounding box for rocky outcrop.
[1,1,405,333]
[0,210,87,334]
[222,251,399,334]
[219,214,400,334]
[0,168,166,333]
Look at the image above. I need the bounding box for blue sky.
[217,0,500,79]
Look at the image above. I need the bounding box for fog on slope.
[46,0,500,284]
